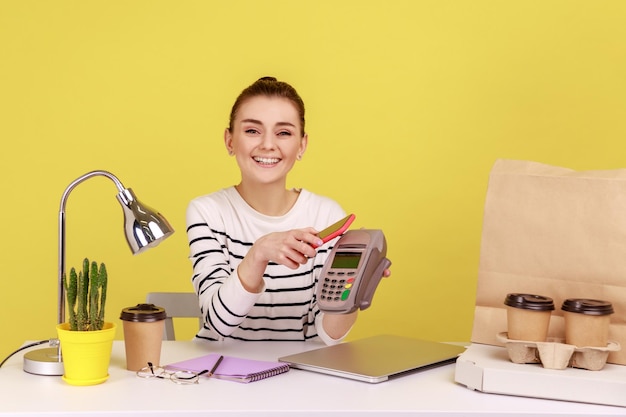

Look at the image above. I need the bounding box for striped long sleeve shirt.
[186,186,347,345]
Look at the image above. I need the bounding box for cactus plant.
[62,258,108,331]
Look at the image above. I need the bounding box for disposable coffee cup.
[120,303,167,371]
[504,293,554,341]
[561,298,614,347]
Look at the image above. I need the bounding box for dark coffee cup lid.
[504,293,555,311]
[561,298,614,316]
[120,303,167,322]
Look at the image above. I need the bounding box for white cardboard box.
[454,343,626,408]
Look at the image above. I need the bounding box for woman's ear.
[298,133,308,159]
[224,128,234,156]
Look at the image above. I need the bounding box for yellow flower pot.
[56,322,116,386]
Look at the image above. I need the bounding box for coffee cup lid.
[504,293,555,311]
[561,298,614,316]
[120,303,167,322]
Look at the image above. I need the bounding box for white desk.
[1,339,624,416]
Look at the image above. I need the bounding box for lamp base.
[23,347,64,376]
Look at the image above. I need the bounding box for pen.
[208,355,224,377]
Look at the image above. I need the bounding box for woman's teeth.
[254,157,280,165]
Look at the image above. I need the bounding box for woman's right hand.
[253,227,322,268]
[237,228,323,292]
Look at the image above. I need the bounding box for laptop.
[278,334,466,383]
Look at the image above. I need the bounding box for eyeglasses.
[136,362,208,385]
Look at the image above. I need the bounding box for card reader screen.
[331,252,361,269]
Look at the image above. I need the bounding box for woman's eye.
[277,131,292,137]
[245,128,259,135]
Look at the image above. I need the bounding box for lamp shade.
[117,188,174,254]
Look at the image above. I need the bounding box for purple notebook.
[166,353,290,383]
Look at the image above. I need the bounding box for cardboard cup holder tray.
[496,332,621,371]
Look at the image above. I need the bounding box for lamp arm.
[57,171,126,325]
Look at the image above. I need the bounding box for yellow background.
[1,1,625,361]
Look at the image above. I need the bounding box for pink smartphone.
[313,214,356,248]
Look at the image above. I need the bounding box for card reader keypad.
[320,272,357,302]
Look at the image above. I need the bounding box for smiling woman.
[185,77,390,346]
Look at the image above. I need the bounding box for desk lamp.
[23,170,174,376]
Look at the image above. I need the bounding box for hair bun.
[258,76,278,82]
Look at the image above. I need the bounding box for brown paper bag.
[471,159,626,365]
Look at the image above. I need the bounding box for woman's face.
[225,96,307,187]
